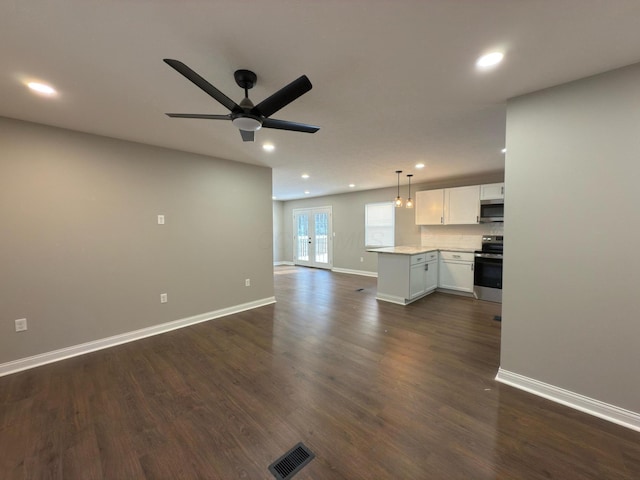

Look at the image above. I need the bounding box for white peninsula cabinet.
[373,248,439,305]
[416,185,480,225]
[438,251,474,293]
[410,252,439,300]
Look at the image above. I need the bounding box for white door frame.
[293,206,333,269]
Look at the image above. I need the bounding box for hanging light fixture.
[405,174,414,208]
[394,170,403,207]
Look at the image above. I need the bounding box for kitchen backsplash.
[421,223,504,250]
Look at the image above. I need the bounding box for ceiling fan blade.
[164,59,240,112]
[262,118,320,133]
[166,113,231,120]
[239,130,255,142]
[252,75,312,118]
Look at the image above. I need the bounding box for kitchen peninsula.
[368,246,476,305]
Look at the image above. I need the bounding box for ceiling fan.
[163,59,320,142]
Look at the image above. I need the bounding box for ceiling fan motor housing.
[234,69,257,90]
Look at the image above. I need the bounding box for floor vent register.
[268,442,315,480]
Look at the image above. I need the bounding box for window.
[365,202,395,247]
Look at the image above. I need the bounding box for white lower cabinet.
[377,251,438,305]
[409,261,427,300]
[438,251,474,293]
[425,257,439,293]
[375,249,474,305]
[409,253,438,300]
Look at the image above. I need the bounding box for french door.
[293,207,332,269]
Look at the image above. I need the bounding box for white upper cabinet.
[415,189,445,225]
[416,185,480,225]
[480,182,505,200]
[445,185,480,225]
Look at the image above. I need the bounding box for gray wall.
[501,63,640,412]
[280,172,504,273]
[272,200,285,263]
[0,117,274,364]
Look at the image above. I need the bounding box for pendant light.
[405,174,414,208]
[394,170,403,207]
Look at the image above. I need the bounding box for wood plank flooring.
[1,266,639,479]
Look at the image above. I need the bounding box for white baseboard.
[375,293,408,305]
[0,297,276,378]
[331,267,378,278]
[435,287,474,298]
[495,368,640,432]
[274,264,373,275]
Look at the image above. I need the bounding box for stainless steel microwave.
[479,199,504,223]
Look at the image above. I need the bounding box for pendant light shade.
[406,174,414,208]
[394,170,403,207]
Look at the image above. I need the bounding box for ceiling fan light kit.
[232,116,262,131]
[163,59,319,142]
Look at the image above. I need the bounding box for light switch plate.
[15,318,27,332]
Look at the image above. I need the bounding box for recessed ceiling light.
[26,81,57,96]
[349,184,356,188]
[415,163,425,169]
[476,52,504,69]
[263,143,275,152]
[304,191,310,195]
[501,148,507,154]
[272,196,277,200]
[301,174,310,179]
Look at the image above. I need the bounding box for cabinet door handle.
[440,216,443,224]
[453,254,461,259]
[471,264,474,271]
[425,264,429,271]
[501,186,504,195]
[476,215,479,223]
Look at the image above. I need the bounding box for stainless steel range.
[474,235,503,303]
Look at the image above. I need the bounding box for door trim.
[292,206,333,269]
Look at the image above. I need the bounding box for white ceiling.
[3,1,640,200]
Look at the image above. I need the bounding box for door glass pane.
[296,214,309,261]
[314,212,329,264]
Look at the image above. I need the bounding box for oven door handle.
[475,253,503,259]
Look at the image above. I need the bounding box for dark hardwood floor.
[1,266,639,479]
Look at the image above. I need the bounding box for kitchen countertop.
[367,245,477,255]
